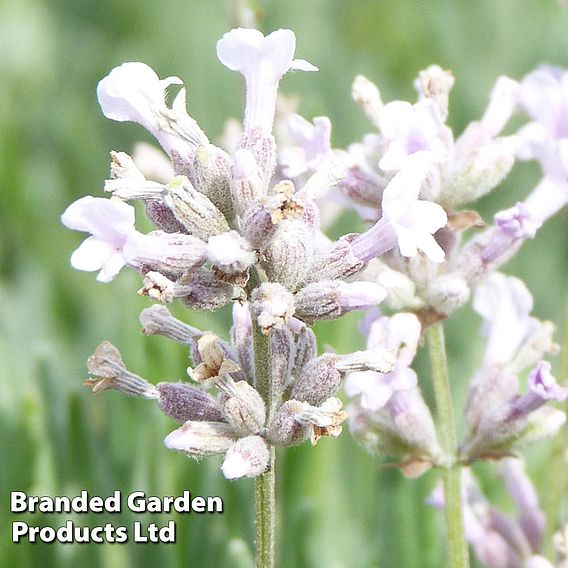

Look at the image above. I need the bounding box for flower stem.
[543,295,568,554]
[253,318,276,568]
[427,322,470,568]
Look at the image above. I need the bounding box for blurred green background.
[1,1,568,566]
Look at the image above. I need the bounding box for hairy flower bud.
[125,230,207,276]
[188,143,234,220]
[336,350,396,374]
[414,65,454,121]
[218,377,266,436]
[270,326,295,398]
[427,274,470,315]
[230,302,255,383]
[231,149,264,216]
[291,353,341,405]
[145,201,187,233]
[140,304,201,344]
[164,176,230,240]
[305,234,366,283]
[291,324,317,379]
[164,421,237,458]
[294,280,386,323]
[179,269,236,311]
[266,400,310,446]
[222,435,270,479]
[156,382,225,423]
[262,219,314,291]
[240,203,278,250]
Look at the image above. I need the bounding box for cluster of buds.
[85,302,395,479]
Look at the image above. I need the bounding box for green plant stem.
[253,319,275,568]
[543,296,568,554]
[427,322,470,568]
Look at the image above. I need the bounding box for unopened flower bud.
[291,354,341,406]
[218,377,266,436]
[145,201,187,233]
[156,382,225,423]
[179,269,236,311]
[241,203,278,249]
[188,143,234,219]
[291,325,317,379]
[414,65,455,121]
[352,75,383,129]
[207,231,256,274]
[250,283,295,334]
[262,219,314,290]
[427,274,470,315]
[125,231,207,276]
[305,234,366,283]
[441,123,520,208]
[266,400,311,446]
[230,302,255,383]
[140,304,201,344]
[164,421,237,458]
[222,436,271,479]
[336,350,396,374]
[270,326,295,398]
[85,341,158,398]
[231,149,264,215]
[164,176,230,240]
[294,280,386,324]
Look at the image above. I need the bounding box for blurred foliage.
[1,0,568,567]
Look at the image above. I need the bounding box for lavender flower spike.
[351,151,447,263]
[216,28,317,136]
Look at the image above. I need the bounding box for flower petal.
[61,196,135,243]
[70,236,116,271]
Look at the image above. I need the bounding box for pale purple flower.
[61,196,137,282]
[528,360,568,402]
[378,99,450,172]
[216,28,317,136]
[473,272,537,366]
[280,114,332,178]
[519,66,568,152]
[351,151,447,263]
[517,66,568,214]
[500,458,546,553]
[97,62,207,158]
[345,312,421,411]
[522,176,568,225]
[480,76,521,137]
